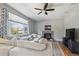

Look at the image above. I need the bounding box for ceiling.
[9,12,28,24]
[7,3,79,21]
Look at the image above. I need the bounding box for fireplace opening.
[42,25,54,40]
[44,33,52,40]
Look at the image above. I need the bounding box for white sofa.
[0,44,13,56]
[0,38,52,56]
[9,42,52,56]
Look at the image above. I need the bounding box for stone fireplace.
[42,31,54,40]
[42,25,54,40]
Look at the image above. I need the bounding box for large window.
[7,12,29,36]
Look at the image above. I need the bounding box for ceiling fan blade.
[38,11,42,15]
[34,8,42,10]
[46,9,55,11]
[44,3,48,10]
[45,11,48,15]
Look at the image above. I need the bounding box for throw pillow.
[39,38,48,44]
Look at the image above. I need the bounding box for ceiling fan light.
[45,11,48,15]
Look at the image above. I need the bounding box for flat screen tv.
[66,28,75,40]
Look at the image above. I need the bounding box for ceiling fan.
[34,3,55,15]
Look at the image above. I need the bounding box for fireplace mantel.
[42,31,53,33]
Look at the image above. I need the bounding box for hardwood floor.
[52,41,64,56]
[59,42,72,56]
[59,42,79,56]
[52,41,79,56]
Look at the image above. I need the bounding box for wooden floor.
[52,41,64,56]
[52,41,79,56]
[57,42,79,56]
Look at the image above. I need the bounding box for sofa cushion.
[39,38,48,44]
[0,38,10,44]
[16,40,47,51]
[0,44,14,56]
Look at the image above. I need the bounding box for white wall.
[29,20,36,34]
[35,19,65,41]
[64,4,79,29]
[64,4,79,41]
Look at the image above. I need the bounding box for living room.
[0,3,79,56]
